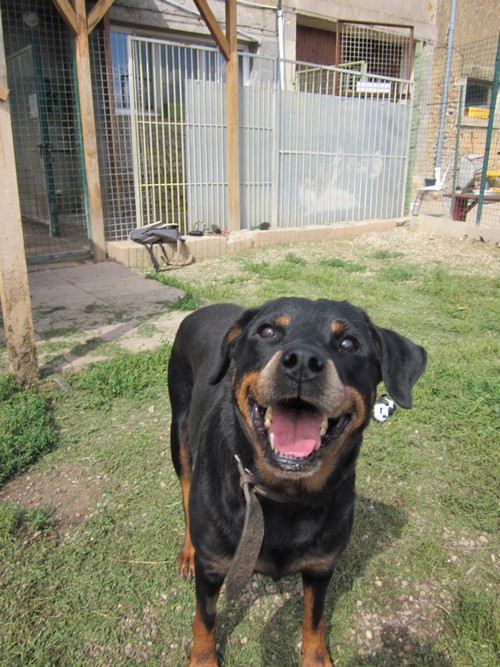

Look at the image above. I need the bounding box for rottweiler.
[168,297,427,666]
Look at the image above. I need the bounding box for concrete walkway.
[1,261,188,375]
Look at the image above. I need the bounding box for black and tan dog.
[168,297,426,666]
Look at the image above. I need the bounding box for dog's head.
[210,298,426,493]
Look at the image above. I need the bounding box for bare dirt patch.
[0,463,105,534]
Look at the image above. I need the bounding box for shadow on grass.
[216,495,408,665]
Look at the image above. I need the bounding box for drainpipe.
[277,0,285,90]
[435,0,457,183]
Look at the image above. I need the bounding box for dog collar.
[238,466,291,505]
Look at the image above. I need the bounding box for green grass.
[320,257,368,272]
[146,272,201,310]
[0,238,498,665]
[0,376,57,484]
[69,346,172,407]
[447,588,500,666]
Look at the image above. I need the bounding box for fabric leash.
[224,456,265,603]
[224,456,296,602]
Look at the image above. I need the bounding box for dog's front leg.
[301,571,334,667]
[189,554,223,666]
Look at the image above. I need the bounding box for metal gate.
[127,37,412,232]
[128,37,226,233]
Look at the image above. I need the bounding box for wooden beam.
[73,0,106,261]
[225,0,240,232]
[192,0,231,60]
[52,0,108,261]
[193,1,240,231]
[0,11,38,383]
[87,0,115,34]
[52,0,78,36]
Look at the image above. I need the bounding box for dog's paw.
[177,547,196,579]
[189,653,218,667]
[301,641,334,667]
[301,653,333,667]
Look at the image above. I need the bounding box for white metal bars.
[111,37,413,233]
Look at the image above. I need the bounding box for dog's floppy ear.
[209,307,261,385]
[371,325,427,409]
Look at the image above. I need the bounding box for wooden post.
[52,0,109,262]
[225,0,240,233]
[74,0,106,261]
[193,0,241,232]
[0,10,38,383]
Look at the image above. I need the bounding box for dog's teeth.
[269,432,275,450]
[320,416,328,437]
[264,406,273,428]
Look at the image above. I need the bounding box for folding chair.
[411,166,450,216]
[129,222,193,272]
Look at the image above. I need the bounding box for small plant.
[146,271,187,291]
[0,502,24,540]
[175,292,200,311]
[146,273,200,310]
[284,252,306,265]
[448,588,500,664]
[369,249,404,260]
[320,257,367,272]
[24,507,55,532]
[378,264,420,282]
[243,260,271,276]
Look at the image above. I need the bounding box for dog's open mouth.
[251,398,351,470]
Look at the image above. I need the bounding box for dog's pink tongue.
[269,406,322,458]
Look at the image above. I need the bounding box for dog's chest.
[251,504,334,578]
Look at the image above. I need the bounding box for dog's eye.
[258,324,276,339]
[340,337,357,352]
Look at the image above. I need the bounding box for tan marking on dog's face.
[299,385,366,494]
[233,346,367,496]
[252,383,366,495]
[275,314,291,329]
[226,325,242,345]
[256,354,349,417]
[330,319,346,335]
[234,369,262,435]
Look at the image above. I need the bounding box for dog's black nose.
[281,344,325,382]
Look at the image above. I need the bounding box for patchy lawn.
[0,225,498,666]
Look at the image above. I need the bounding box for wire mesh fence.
[410,32,500,228]
[89,35,413,236]
[3,0,90,262]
